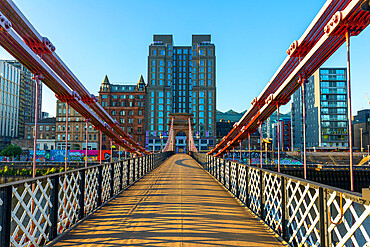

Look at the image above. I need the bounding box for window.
[160,50,165,55]
[208,50,211,56]
[129,110,133,115]
[111,110,116,115]
[120,110,125,115]
[152,50,156,55]
[139,110,142,115]
[138,118,142,124]
[120,119,125,124]
[129,119,133,124]
[102,95,108,99]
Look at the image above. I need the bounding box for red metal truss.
[210,0,370,156]
[0,0,149,155]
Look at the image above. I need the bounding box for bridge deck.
[53,154,284,246]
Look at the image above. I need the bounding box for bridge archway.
[166,113,194,153]
[175,131,187,153]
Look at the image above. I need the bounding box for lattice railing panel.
[238,165,247,204]
[85,167,98,215]
[122,161,128,188]
[286,179,320,246]
[263,172,282,235]
[327,190,370,247]
[220,160,225,185]
[58,173,81,234]
[225,161,230,189]
[230,162,237,195]
[113,163,121,195]
[101,164,111,203]
[0,152,173,247]
[10,179,53,246]
[248,167,260,214]
[190,153,370,247]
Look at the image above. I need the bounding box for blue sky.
[1,0,370,116]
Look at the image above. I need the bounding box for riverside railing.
[191,152,370,247]
[0,151,173,246]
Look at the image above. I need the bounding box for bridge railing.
[0,151,173,247]
[191,152,370,247]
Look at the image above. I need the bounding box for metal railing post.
[236,163,240,198]
[319,187,329,247]
[78,170,85,220]
[228,161,232,190]
[110,163,114,198]
[0,185,12,246]
[127,159,131,186]
[281,176,288,240]
[246,166,250,206]
[97,166,103,207]
[49,175,59,240]
[260,170,265,220]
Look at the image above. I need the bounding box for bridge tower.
[162,113,197,153]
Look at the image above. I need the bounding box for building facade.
[353,109,370,151]
[291,68,348,150]
[6,60,41,139]
[146,34,216,151]
[55,100,99,150]
[18,117,56,150]
[99,75,146,148]
[0,60,21,149]
[272,117,291,151]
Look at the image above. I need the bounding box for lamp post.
[368,145,369,165]
[360,128,363,152]
[196,133,200,152]
[160,133,163,152]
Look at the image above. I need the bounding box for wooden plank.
[53,154,284,246]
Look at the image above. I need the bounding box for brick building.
[98,75,146,149]
[55,100,99,150]
[12,117,56,150]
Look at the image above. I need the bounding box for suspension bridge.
[0,0,370,246]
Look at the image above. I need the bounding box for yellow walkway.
[53,154,283,246]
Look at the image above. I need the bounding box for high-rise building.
[98,75,146,148]
[0,60,21,149]
[6,60,41,139]
[55,100,99,150]
[291,68,348,150]
[146,34,216,151]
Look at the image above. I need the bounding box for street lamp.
[196,133,200,152]
[360,128,364,152]
[159,133,163,152]
[368,145,369,165]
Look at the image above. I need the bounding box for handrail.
[190,152,370,246]
[0,152,174,246]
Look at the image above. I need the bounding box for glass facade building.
[146,35,216,152]
[291,68,348,150]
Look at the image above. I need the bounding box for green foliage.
[0,166,61,177]
[0,144,23,158]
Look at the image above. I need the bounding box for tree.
[0,144,23,160]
